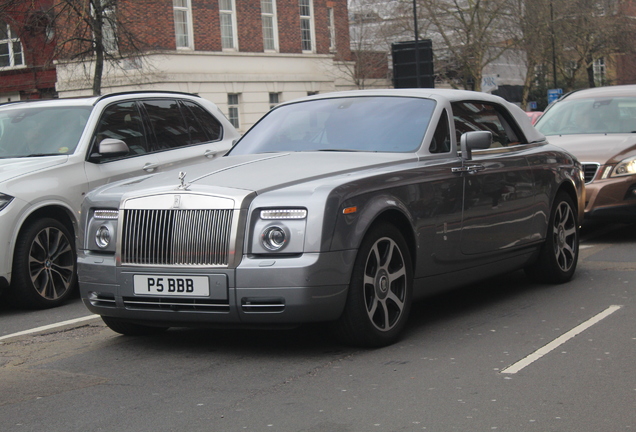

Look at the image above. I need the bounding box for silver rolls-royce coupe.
[78,89,585,347]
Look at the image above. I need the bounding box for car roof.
[563,84,636,100]
[0,91,201,109]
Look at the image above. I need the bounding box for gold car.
[536,85,636,220]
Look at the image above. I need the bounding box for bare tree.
[416,0,516,91]
[1,0,147,95]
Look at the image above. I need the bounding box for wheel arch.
[556,179,584,226]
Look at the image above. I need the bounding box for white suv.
[0,91,239,308]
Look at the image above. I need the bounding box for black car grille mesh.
[583,163,600,184]
[121,209,233,266]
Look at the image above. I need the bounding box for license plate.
[133,275,209,296]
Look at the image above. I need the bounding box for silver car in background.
[78,89,584,347]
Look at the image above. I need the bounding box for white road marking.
[0,314,100,342]
[501,305,622,374]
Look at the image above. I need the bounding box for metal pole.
[414,0,421,87]
[550,0,557,89]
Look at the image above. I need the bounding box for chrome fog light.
[95,225,112,249]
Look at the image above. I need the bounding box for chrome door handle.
[452,164,485,174]
[204,149,219,158]
[143,162,159,172]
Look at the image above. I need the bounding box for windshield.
[536,96,636,135]
[229,96,436,155]
[0,105,92,158]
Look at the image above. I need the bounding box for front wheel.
[10,218,77,309]
[333,223,413,348]
[525,191,579,284]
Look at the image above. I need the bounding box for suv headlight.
[250,208,307,254]
[0,193,14,212]
[611,155,636,177]
[87,209,119,252]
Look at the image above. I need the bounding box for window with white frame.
[220,0,238,50]
[173,0,194,49]
[299,0,314,52]
[327,7,335,52]
[227,93,240,128]
[269,92,280,109]
[0,20,24,68]
[261,0,279,52]
[90,0,117,53]
[593,57,607,87]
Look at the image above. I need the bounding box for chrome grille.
[121,209,233,266]
[583,163,600,184]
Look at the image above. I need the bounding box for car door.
[84,99,227,190]
[452,101,536,255]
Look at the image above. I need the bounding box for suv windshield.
[0,105,93,158]
[536,96,636,135]
[229,96,436,155]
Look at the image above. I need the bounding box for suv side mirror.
[460,131,492,160]
[98,138,129,156]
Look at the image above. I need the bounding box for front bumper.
[584,176,636,220]
[78,250,356,326]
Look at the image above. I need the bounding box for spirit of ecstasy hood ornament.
[178,171,190,190]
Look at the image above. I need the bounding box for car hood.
[96,152,416,199]
[546,134,636,165]
[0,157,68,184]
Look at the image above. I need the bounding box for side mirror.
[98,138,129,156]
[460,131,492,160]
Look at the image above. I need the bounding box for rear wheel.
[101,316,169,336]
[525,191,579,283]
[333,223,413,347]
[10,218,77,309]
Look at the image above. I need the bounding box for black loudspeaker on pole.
[391,40,434,89]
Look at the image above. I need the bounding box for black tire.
[101,316,169,336]
[10,218,77,309]
[333,223,413,348]
[525,191,579,284]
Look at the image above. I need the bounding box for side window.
[181,100,223,142]
[142,99,190,150]
[92,101,148,160]
[452,102,521,148]
[429,109,451,153]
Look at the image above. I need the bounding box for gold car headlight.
[611,155,636,177]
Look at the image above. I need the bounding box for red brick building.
[52,0,354,131]
[0,0,57,102]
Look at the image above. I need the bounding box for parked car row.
[0,92,239,309]
[9,84,633,346]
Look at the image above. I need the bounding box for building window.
[220,0,238,50]
[327,7,335,52]
[261,0,279,52]
[593,57,607,87]
[228,93,240,128]
[173,0,194,49]
[269,92,280,109]
[0,20,24,68]
[299,0,314,52]
[90,1,117,53]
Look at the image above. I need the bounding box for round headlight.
[261,226,287,251]
[95,225,111,249]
